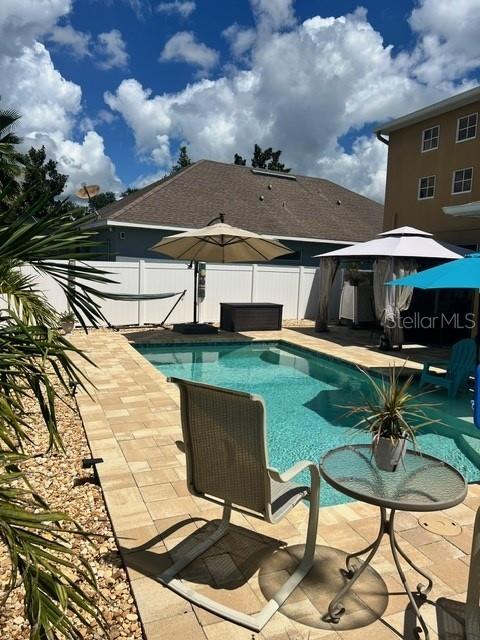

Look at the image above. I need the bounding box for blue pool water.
[136,341,480,506]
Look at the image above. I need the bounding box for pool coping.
[135,338,395,380]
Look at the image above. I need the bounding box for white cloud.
[251,0,296,32]
[106,1,480,203]
[40,131,122,195]
[316,137,388,203]
[222,0,295,59]
[48,24,91,58]
[0,2,123,196]
[105,79,173,153]
[133,169,168,188]
[159,31,218,71]
[100,0,151,19]
[223,24,256,59]
[0,42,81,137]
[0,42,123,195]
[98,109,116,124]
[78,109,117,133]
[96,29,129,70]
[0,0,71,56]
[409,0,480,84]
[156,1,195,18]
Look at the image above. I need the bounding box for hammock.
[103,291,184,301]
[102,289,187,328]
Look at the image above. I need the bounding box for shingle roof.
[97,160,383,243]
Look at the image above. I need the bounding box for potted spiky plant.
[346,366,438,471]
[344,261,367,286]
[59,309,75,334]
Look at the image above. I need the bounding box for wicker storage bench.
[220,303,283,332]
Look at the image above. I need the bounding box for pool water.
[136,341,480,506]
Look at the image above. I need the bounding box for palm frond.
[0,188,120,637]
[0,260,57,325]
[0,194,118,328]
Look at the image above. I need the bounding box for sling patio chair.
[419,338,476,398]
[436,503,480,639]
[157,377,320,632]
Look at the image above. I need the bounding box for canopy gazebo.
[314,226,465,349]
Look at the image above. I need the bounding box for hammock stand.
[104,289,187,329]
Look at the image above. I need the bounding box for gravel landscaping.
[0,382,144,640]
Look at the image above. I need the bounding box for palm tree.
[0,102,23,196]
[0,193,116,638]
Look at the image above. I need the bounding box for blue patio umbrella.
[388,252,480,426]
[387,252,480,289]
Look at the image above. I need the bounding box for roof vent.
[336,200,342,205]
[259,195,264,201]
[251,168,296,180]
[268,184,272,190]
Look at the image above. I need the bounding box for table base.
[324,507,433,639]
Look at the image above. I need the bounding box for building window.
[421,125,439,152]
[452,167,473,194]
[418,175,436,200]
[456,113,477,142]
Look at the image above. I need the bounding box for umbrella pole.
[475,292,480,428]
[474,290,480,358]
[193,260,199,324]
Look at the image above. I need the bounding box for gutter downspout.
[376,131,389,145]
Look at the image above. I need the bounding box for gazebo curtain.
[374,257,417,347]
[315,257,338,332]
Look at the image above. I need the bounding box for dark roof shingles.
[98,160,383,243]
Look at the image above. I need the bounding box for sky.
[1,0,480,204]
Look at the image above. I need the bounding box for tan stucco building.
[376,86,480,248]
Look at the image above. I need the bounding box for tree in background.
[16,146,72,217]
[233,144,291,172]
[0,103,24,199]
[90,191,116,210]
[266,148,291,173]
[121,187,139,197]
[251,144,273,169]
[170,145,192,174]
[234,153,246,166]
[0,102,123,218]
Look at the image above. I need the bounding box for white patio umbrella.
[314,227,465,347]
[318,226,464,261]
[151,214,292,325]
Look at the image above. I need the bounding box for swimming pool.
[136,340,480,506]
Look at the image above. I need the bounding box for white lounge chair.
[157,377,320,632]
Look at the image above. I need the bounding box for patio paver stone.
[71,328,479,640]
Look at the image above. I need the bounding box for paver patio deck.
[71,327,480,640]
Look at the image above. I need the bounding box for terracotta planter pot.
[373,436,407,472]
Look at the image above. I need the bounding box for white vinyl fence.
[28,260,336,327]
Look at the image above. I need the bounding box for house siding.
[93,225,346,266]
[383,98,480,245]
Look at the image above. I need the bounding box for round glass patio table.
[319,444,467,639]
